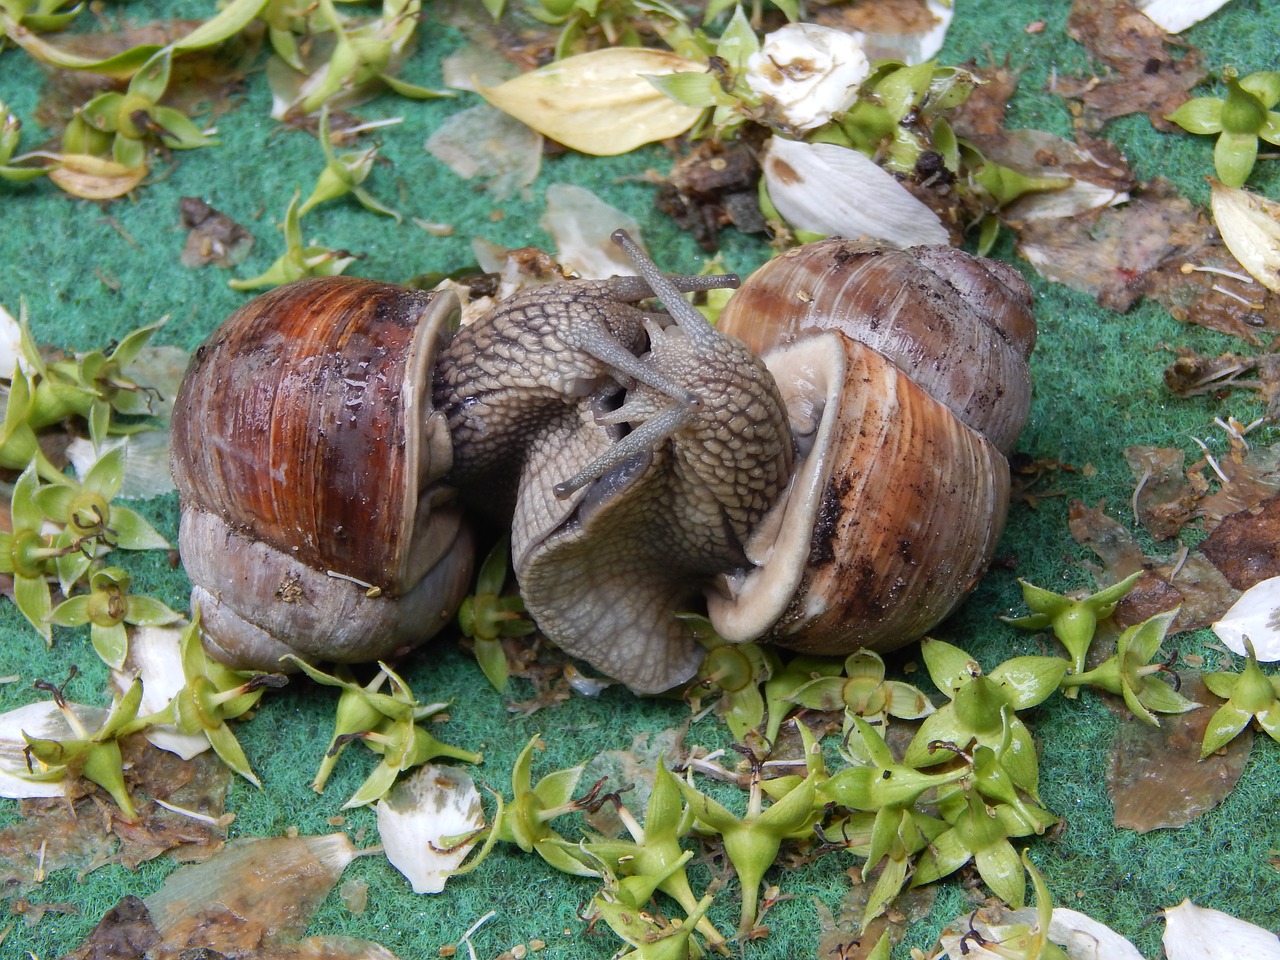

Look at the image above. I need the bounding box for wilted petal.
[376,764,484,894]
[762,137,949,247]
[745,23,869,131]
[541,184,643,279]
[1163,899,1280,959]
[851,0,954,64]
[1137,0,1235,34]
[425,103,542,202]
[1048,908,1145,959]
[1209,180,1280,296]
[0,301,25,379]
[1212,575,1280,660]
[479,48,703,156]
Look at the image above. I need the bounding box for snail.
[170,233,1034,692]
[170,277,475,671]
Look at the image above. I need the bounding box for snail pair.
[170,233,1036,693]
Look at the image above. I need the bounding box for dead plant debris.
[1107,676,1250,833]
[1053,0,1205,133]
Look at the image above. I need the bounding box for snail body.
[171,235,1034,690]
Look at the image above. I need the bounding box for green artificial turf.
[2,1,1280,958]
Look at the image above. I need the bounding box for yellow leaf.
[479,48,705,157]
[47,154,148,200]
[1210,179,1280,296]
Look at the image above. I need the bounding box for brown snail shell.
[170,276,475,671]
[705,238,1032,656]
[715,238,1036,455]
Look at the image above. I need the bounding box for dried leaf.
[540,184,642,279]
[1197,493,1280,590]
[376,764,484,894]
[1125,445,1198,540]
[145,834,358,951]
[1213,576,1280,661]
[1016,180,1202,311]
[1108,676,1249,833]
[761,137,949,246]
[1055,0,1205,132]
[424,103,542,201]
[1067,500,1241,631]
[478,48,704,156]
[47,154,148,200]
[59,895,160,960]
[1210,180,1280,297]
[1163,899,1280,959]
[1164,349,1280,421]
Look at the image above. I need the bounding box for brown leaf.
[1017,179,1201,311]
[1124,445,1197,540]
[57,894,161,960]
[1066,500,1240,631]
[1054,0,1205,132]
[0,738,230,893]
[1108,676,1250,833]
[145,834,358,952]
[1198,493,1280,590]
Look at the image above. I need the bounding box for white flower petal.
[1137,0,1235,34]
[1163,899,1280,960]
[112,624,211,760]
[0,301,25,379]
[1049,908,1146,960]
[376,764,484,894]
[745,23,869,131]
[762,137,949,247]
[1212,575,1280,661]
[1210,180,1280,297]
[541,184,643,279]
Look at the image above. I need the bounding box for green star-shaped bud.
[457,535,533,693]
[49,565,181,669]
[286,656,450,790]
[229,190,358,291]
[788,648,934,746]
[1166,68,1280,187]
[1200,638,1280,757]
[23,677,146,819]
[902,640,1066,795]
[0,463,69,642]
[454,735,598,879]
[141,613,287,785]
[689,630,776,743]
[677,747,822,935]
[1062,609,1200,725]
[298,105,400,221]
[1003,570,1142,678]
[577,761,726,949]
[36,446,170,594]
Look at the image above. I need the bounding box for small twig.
[1190,436,1229,484]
